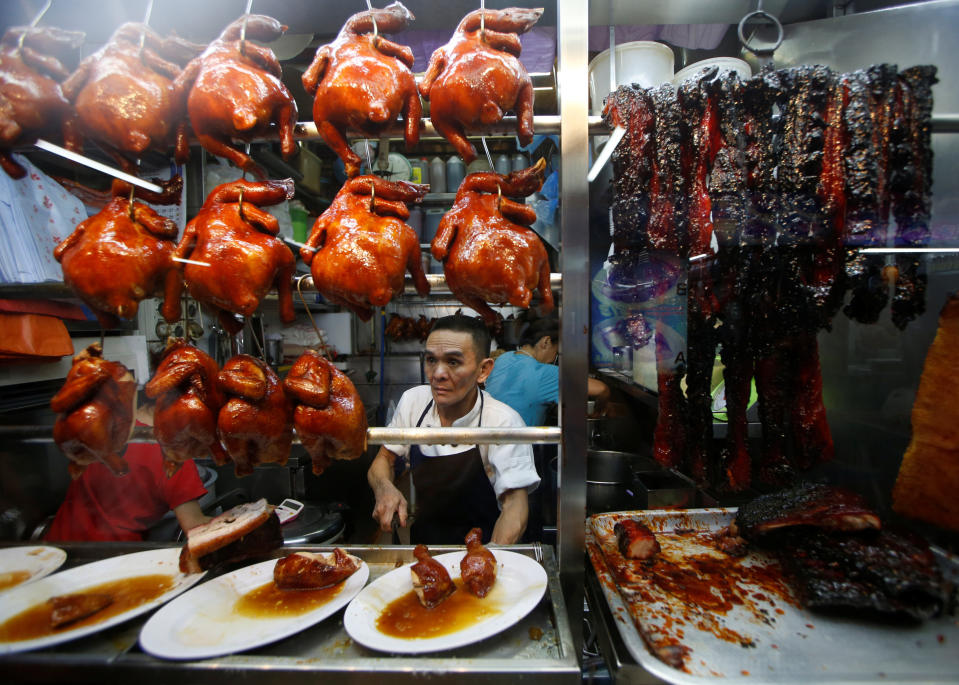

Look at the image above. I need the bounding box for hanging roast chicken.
[174,178,296,335]
[217,354,293,477]
[303,2,420,177]
[301,175,429,320]
[51,343,137,479]
[284,349,367,476]
[62,23,201,174]
[174,14,297,178]
[419,6,542,163]
[54,179,183,329]
[431,158,553,324]
[0,25,84,178]
[145,338,227,476]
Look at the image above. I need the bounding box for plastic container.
[410,157,430,185]
[672,57,751,87]
[423,208,445,242]
[407,206,424,241]
[588,41,674,115]
[288,200,309,243]
[429,156,446,193]
[511,152,528,172]
[446,155,466,191]
[494,153,511,175]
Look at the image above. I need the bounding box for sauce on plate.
[376,580,501,639]
[235,581,343,618]
[0,574,174,642]
[0,570,32,592]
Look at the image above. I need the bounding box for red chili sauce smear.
[376,580,501,639]
[0,574,173,642]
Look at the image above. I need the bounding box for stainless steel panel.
[0,542,580,684]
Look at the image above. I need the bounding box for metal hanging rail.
[297,273,563,295]
[0,425,562,445]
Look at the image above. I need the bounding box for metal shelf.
[0,425,562,446]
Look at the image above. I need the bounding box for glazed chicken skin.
[145,338,228,477]
[460,527,497,597]
[61,23,201,173]
[0,25,84,178]
[175,178,296,335]
[273,549,360,590]
[303,2,420,178]
[411,544,456,609]
[217,354,293,477]
[302,175,429,320]
[50,343,137,479]
[431,158,553,324]
[175,15,297,178]
[419,7,542,163]
[284,350,368,476]
[54,180,183,329]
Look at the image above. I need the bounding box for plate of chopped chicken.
[0,546,67,594]
[0,548,204,654]
[139,549,368,660]
[344,534,548,654]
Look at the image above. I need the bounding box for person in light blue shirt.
[486,314,610,427]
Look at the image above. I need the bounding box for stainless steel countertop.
[0,542,580,684]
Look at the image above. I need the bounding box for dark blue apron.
[409,392,500,544]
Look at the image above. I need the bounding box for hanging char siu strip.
[605,85,655,254]
[890,65,937,330]
[652,325,687,469]
[649,84,688,255]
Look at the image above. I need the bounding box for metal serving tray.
[1,542,579,684]
[586,508,959,685]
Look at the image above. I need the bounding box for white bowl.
[588,41,675,115]
[672,57,751,87]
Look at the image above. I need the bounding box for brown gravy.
[376,581,501,639]
[0,570,32,592]
[0,574,174,642]
[235,581,343,618]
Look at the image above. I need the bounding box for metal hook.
[737,0,783,58]
[296,275,333,359]
[369,179,376,213]
[239,0,253,56]
[363,138,374,175]
[16,0,53,55]
[365,0,378,45]
[479,0,486,43]
[481,136,495,172]
[138,0,155,59]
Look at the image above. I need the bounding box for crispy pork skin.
[179,499,282,573]
[614,520,661,560]
[734,483,881,540]
[410,544,455,609]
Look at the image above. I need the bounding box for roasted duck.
[50,343,136,479]
[175,14,297,178]
[431,158,552,325]
[48,593,113,629]
[175,178,296,335]
[614,520,660,560]
[303,2,420,177]
[62,23,201,173]
[54,180,183,329]
[460,527,496,597]
[145,338,227,476]
[419,7,541,162]
[302,175,429,320]
[274,549,360,590]
[217,355,293,476]
[410,544,455,609]
[284,350,367,476]
[0,25,83,178]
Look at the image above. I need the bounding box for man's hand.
[367,446,408,531]
[490,488,528,544]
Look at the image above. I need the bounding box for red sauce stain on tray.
[588,517,799,673]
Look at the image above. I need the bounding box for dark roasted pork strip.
[734,483,880,539]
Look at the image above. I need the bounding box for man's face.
[424,329,492,413]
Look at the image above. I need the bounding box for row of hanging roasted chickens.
[0,2,541,179]
[52,339,366,481]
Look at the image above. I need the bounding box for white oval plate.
[344,549,547,654]
[0,547,204,654]
[139,554,369,660]
[0,546,67,594]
